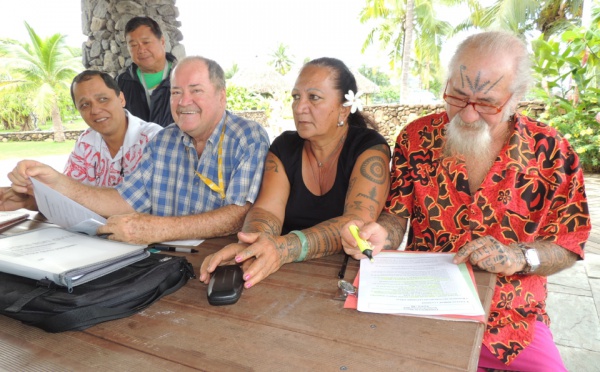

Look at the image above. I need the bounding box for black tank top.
[270,126,388,234]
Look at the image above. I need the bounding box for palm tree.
[454,0,585,39]
[269,43,294,75]
[225,63,239,79]
[0,22,81,142]
[360,0,457,103]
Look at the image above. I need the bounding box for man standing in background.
[116,16,175,127]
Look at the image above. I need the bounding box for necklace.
[309,135,346,168]
[305,135,346,195]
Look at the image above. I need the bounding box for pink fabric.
[477,321,567,371]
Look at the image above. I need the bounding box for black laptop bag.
[0,253,195,333]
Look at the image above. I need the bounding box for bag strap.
[34,264,192,332]
[5,279,56,313]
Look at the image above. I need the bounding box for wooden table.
[0,219,496,372]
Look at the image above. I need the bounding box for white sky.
[0,0,472,76]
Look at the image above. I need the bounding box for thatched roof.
[228,65,288,94]
[351,68,380,94]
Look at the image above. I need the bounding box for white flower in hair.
[343,90,364,113]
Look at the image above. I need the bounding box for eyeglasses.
[443,83,512,115]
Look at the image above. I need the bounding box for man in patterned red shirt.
[342,31,590,371]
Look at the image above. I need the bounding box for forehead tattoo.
[459,65,504,94]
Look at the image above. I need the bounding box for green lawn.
[0,118,87,133]
[0,119,86,160]
[0,140,76,160]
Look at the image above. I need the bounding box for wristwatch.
[517,244,540,274]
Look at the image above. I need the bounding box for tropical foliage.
[226,85,271,115]
[225,63,239,79]
[359,65,401,103]
[532,7,600,171]
[455,0,585,38]
[269,43,294,75]
[0,22,81,141]
[360,0,457,102]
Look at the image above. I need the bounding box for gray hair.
[448,31,531,100]
[171,56,226,91]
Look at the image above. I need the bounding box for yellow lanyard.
[195,123,226,199]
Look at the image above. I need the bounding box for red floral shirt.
[386,112,590,365]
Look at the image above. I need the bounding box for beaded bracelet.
[290,230,308,262]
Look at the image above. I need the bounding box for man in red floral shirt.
[342,31,590,371]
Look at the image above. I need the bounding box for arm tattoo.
[357,186,379,204]
[304,217,344,259]
[242,208,282,235]
[370,143,391,158]
[526,241,579,276]
[377,212,406,250]
[277,234,299,264]
[345,195,377,220]
[360,156,387,185]
[265,158,279,173]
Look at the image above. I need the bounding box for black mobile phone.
[207,265,244,306]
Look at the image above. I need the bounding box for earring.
[337,120,344,127]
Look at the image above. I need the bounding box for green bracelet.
[290,230,308,262]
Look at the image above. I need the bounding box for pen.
[338,253,350,279]
[152,244,198,253]
[348,225,374,262]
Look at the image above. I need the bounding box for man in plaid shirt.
[6,56,270,245]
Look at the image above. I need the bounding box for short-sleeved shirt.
[117,110,270,216]
[63,110,162,187]
[387,112,590,365]
[271,126,388,234]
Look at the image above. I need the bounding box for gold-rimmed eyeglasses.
[443,83,512,115]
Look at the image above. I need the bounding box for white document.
[0,227,148,291]
[0,211,30,230]
[31,177,106,235]
[357,252,485,317]
[161,239,204,246]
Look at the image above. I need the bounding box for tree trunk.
[400,0,415,104]
[51,98,65,142]
[20,114,35,131]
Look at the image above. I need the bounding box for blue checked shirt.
[116,111,270,216]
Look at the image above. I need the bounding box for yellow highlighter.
[348,225,374,262]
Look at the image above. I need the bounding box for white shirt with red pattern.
[63,110,162,187]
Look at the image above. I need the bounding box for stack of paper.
[0,227,148,291]
[0,211,29,230]
[345,251,485,323]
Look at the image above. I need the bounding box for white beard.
[443,116,492,160]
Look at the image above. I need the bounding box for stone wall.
[0,130,83,143]
[0,111,268,142]
[364,103,446,144]
[364,100,547,144]
[236,110,268,127]
[81,0,185,75]
[0,101,546,143]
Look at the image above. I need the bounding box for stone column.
[81,0,186,76]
